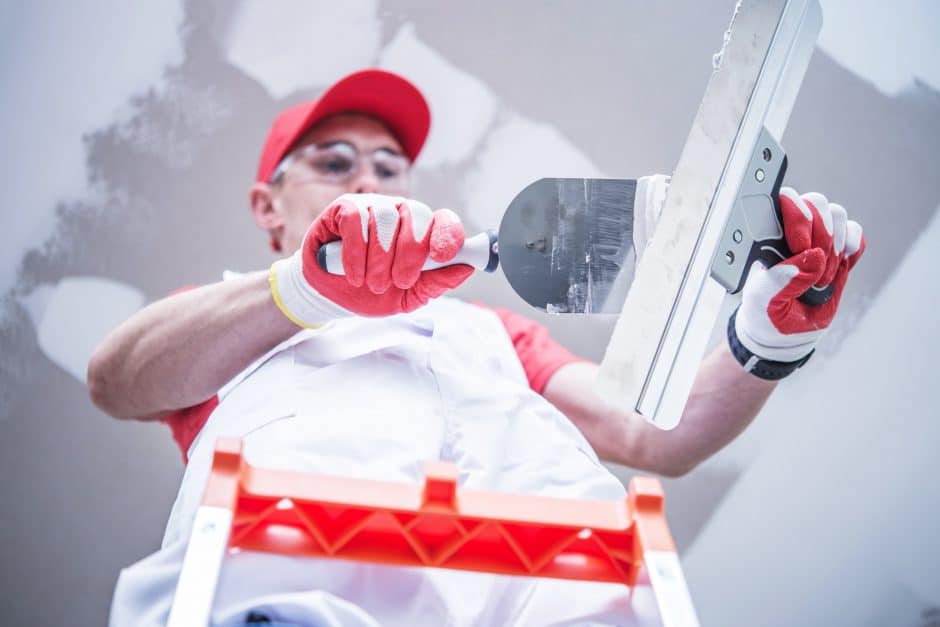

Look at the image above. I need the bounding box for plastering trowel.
[497,0,825,432]
[593,0,824,430]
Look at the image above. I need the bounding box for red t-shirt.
[161,295,583,463]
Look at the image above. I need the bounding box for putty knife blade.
[498,178,638,314]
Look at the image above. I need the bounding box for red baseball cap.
[255,69,431,184]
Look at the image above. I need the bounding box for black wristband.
[726,308,814,380]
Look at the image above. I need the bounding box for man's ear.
[250,183,284,251]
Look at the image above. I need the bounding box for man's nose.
[349,167,380,194]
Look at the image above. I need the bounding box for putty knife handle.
[718,130,834,308]
[317,230,499,275]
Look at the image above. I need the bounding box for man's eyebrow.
[316,140,350,150]
[316,140,404,156]
[374,145,404,157]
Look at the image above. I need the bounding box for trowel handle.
[755,196,835,307]
[752,162,834,307]
[716,130,834,308]
[739,152,835,307]
[317,230,500,275]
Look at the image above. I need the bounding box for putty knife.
[316,178,653,316]
[315,179,635,314]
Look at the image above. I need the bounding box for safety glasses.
[270,141,411,194]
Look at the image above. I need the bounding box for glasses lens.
[284,142,411,193]
[306,143,357,182]
[372,151,410,194]
[374,151,409,177]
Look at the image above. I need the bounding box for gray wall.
[1,1,938,624]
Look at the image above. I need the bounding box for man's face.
[251,112,411,255]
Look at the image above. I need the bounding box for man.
[90,69,864,625]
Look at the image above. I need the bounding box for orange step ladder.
[167,437,700,626]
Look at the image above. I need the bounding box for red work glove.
[729,187,866,378]
[270,194,473,327]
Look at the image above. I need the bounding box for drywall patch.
[379,23,498,170]
[0,0,185,297]
[21,277,145,382]
[224,0,380,99]
[458,113,604,230]
[818,0,940,95]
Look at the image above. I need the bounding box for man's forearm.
[636,340,777,475]
[543,340,776,476]
[87,271,299,420]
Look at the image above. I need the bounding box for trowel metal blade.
[498,178,637,314]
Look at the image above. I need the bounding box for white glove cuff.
[727,309,814,380]
[269,250,353,329]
